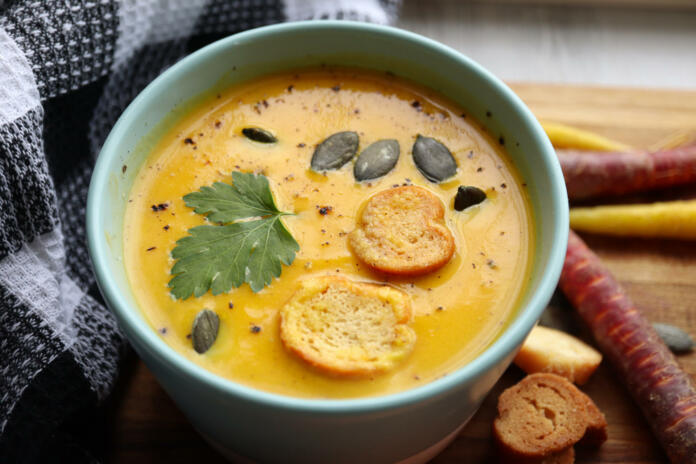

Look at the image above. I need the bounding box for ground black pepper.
[151,203,168,212]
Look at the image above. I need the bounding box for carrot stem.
[560,230,696,463]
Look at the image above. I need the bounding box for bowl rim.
[87,20,568,414]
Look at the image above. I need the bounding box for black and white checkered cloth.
[0,1,400,461]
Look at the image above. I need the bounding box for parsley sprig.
[168,172,299,299]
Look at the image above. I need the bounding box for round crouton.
[349,186,455,276]
[279,276,416,376]
[499,446,575,464]
[493,373,590,458]
[537,447,575,464]
[577,391,608,447]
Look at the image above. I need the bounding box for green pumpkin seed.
[311,131,359,171]
[192,309,219,354]
[354,139,400,181]
[653,322,694,354]
[412,135,457,182]
[242,127,277,143]
[454,185,486,211]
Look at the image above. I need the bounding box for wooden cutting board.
[105,84,696,464]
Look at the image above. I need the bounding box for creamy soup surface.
[123,68,534,398]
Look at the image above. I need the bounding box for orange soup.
[123,68,534,398]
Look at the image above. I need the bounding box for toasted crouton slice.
[514,326,602,385]
[279,276,416,376]
[493,373,590,458]
[500,446,575,464]
[577,391,608,447]
[538,447,575,464]
[349,186,455,276]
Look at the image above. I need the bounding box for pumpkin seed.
[242,127,277,144]
[192,309,220,354]
[311,131,359,171]
[412,135,457,182]
[354,139,400,181]
[454,185,487,211]
[653,322,694,354]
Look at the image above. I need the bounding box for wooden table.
[105,85,696,463]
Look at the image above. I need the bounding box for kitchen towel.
[0,1,400,462]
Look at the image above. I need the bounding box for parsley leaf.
[169,172,299,299]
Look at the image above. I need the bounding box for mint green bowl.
[87,21,568,464]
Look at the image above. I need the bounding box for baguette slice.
[500,446,575,464]
[493,373,590,458]
[349,186,455,276]
[280,276,416,376]
[514,325,602,385]
[578,392,608,447]
[539,447,575,464]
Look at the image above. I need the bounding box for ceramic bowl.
[87,21,568,464]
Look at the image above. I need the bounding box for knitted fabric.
[0,1,400,461]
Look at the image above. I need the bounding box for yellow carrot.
[570,200,696,239]
[542,121,631,152]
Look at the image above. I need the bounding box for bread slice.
[514,325,602,385]
[279,276,416,376]
[493,373,589,458]
[500,446,575,464]
[577,391,608,447]
[538,447,575,464]
[349,186,455,276]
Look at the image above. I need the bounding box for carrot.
[541,121,632,152]
[570,199,696,240]
[558,144,696,200]
[560,230,696,463]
